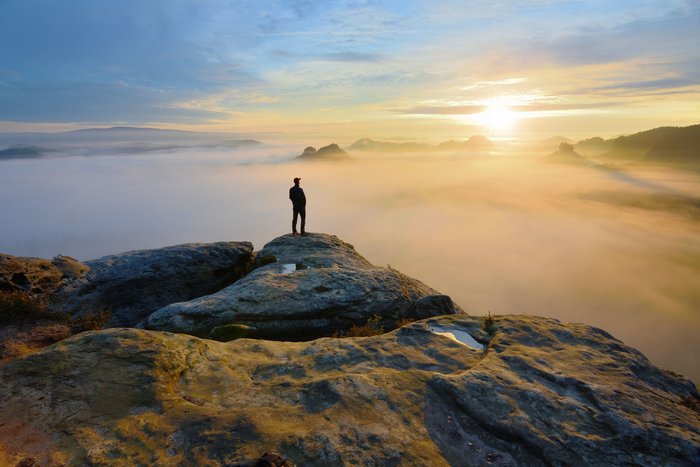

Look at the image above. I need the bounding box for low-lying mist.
[1,146,698,382]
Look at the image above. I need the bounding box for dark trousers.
[292,205,306,233]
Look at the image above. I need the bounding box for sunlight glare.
[474,103,520,132]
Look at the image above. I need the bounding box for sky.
[1,0,699,141]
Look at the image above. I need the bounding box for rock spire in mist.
[297,143,350,160]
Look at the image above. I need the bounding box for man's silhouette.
[289,177,306,236]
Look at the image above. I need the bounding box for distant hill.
[58,127,208,143]
[347,135,494,153]
[438,135,494,152]
[297,143,350,161]
[646,125,700,162]
[537,136,573,152]
[534,124,700,164]
[0,126,261,146]
[608,125,700,163]
[347,138,433,153]
[0,145,44,160]
[0,127,262,161]
[574,137,612,156]
[541,142,592,165]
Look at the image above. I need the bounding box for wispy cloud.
[460,78,528,91]
[585,78,700,96]
[398,105,485,115]
[319,51,386,63]
[0,80,226,123]
[397,100,624,117]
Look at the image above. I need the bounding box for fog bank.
[1,147,698,382]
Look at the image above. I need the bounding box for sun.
[474,103,520,132]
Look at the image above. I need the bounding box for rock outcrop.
[297,144,350,160]
[1,315,698,466]
[142,233,459,340]
[57,242,254,326]
[542,142,592,165]
[0,254,88,295]
[300,146,317,157]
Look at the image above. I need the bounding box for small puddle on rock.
[428,324,484,350]
[281,264,296,274]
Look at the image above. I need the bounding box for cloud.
[398,105,485,115]
[585,78,700,96]
[319,51,386,62]
[263,49,386,63]
[513,101,625,112]
[0,0,411,125]
[0,0,698,132]
[396,100,624,116]
[511,7,698,72]
[0,81,226,123]
[460,78,528,91]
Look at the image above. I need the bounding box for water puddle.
[428,324,484,350]
[281,263,309,274]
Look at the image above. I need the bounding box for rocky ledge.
[0,253,88,295]
[55,241,254,326]
[0,233,699,466]
[142,233,460,340]
[0,315,698,465]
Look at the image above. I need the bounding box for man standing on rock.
[289,177,306,236]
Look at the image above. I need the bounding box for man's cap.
[293,177,301,182]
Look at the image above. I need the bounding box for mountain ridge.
[348,135,494,153]
[540,124,700,163]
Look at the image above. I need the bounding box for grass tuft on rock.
[396,317,416,328]
[387,265,414,299]
[0,290,113,363]
[71,309,112,333]
[335,314,384,337]
[0,290,63,325]
[483,312,497,335]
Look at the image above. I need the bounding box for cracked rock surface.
[141,233,461,340]
[57,241,254,326]
[1,314,698,466]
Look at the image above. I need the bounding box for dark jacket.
[289,186,306,206]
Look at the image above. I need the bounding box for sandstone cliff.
[56,241,254,326]
[297,144,350,160]
[0,234,698,466]
[141,233,460,340]
[0,315,698,465]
